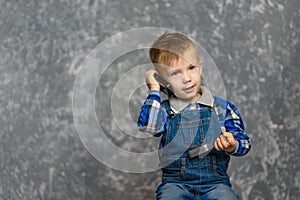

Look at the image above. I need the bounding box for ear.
[199,61,203,75]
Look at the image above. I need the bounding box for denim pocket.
[213,165,228,178]
[162,166,183,180]
[212,156,229,179]
[176,118,207,147]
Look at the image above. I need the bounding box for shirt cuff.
[233,140,239,154]
[149,90,160,96]
[146,90,161,104]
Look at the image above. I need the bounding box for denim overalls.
[156,100,239,200]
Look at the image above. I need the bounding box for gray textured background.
[1,0,299,199]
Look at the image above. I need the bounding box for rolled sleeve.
[137,91,167,136]
[224,102,251,156]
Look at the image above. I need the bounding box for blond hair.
[149,32,199,67]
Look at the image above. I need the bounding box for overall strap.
[161,100,171,111]
[212,98,226,132]
[161,100,175,118]
[188,100,226,159]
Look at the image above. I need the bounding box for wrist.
[149,84,160,92]
[225,148,235,154]
[225,140,238,154]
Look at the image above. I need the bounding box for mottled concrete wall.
[1,0,299,199]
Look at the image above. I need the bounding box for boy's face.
[158,50,202,103]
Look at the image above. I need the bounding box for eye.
[170,71,179,76]
[189,65,196,70]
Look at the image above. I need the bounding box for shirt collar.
[169,86,214,113]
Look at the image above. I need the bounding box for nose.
[182,72,191,83]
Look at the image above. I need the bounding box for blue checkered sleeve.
[224,101,251,156]
[214,97,251,156]
[137,90,168,137]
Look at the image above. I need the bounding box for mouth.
[183,85,195,93]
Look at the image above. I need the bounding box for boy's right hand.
[145,69,160,92]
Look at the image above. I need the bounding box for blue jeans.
[157,102,239,199]
[156,182,239,200]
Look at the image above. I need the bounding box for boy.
[137,32,251,200]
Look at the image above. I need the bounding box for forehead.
[169,50,199,69]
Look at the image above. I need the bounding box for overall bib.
[156,100,239,200]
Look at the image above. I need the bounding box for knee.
[156,182,193,200]
[204,184,239,200]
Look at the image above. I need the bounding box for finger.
[220,135,230,149]
[227,138,236,146]
[216,137,224,150]
[145,71,159,84]
[150,69,158,75]
[222,131,234,139]
[214,141,220,151]
[222,132,236,146]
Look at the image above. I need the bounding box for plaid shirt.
[137,87,251,156]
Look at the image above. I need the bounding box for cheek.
[192,74,201,84]
[168,79,181,90]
